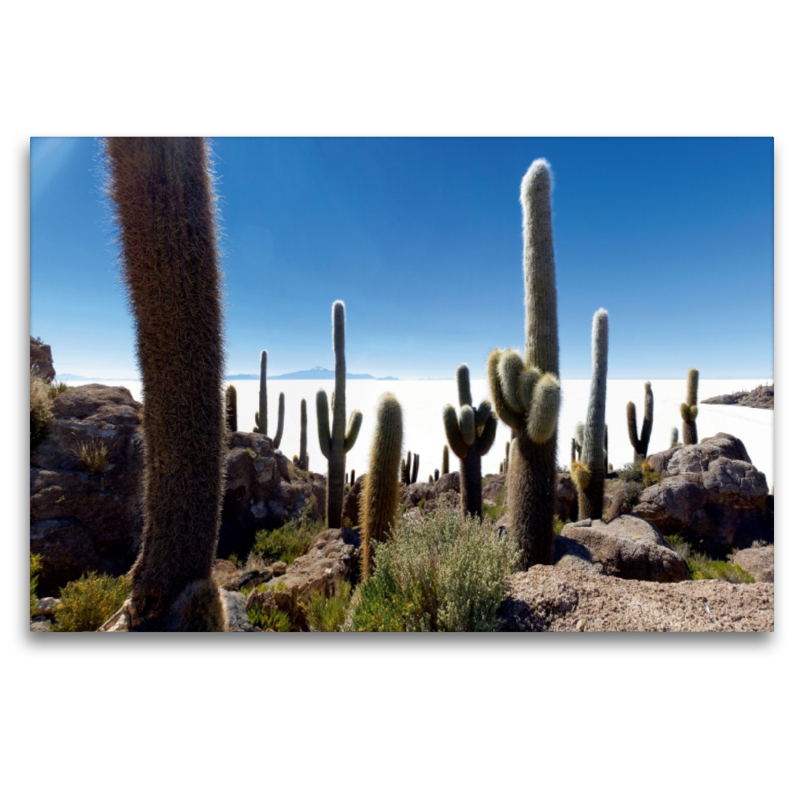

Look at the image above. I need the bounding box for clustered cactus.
[570,309,609,521]
[443,364,497,520]
[681,368,699,445]
[401,451,420,485]
[487,159,561,568]
[317,301,363,528]
[627,381,653,464]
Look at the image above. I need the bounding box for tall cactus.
[670,426,679,448]
[104,136,226,631]
[317,300,363,528]
[442,445,450,475]
[225,385,238,432]
[443,363,497,520]
[299,398,308,470]
[572,309,608,521]
[253,350,285,447]
[360,393,403,579]
[487,159,560,567]
[627,381,653,464]
[681,368,699,445]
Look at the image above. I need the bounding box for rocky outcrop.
[219,431,326,558]
[500,560,774,632]
[733,545,774,583]
[702,384,774,410]
[30,384,144,595]
[555,515,691,583]
[30,336,55,382]
[633,434,772,555]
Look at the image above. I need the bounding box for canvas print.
[29,137,774,632]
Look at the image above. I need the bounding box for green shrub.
[553,516,566,537]
[251,497,324,565]
[30,554,42,619]
[30,374,53,451]
[663,534,754,583]
[349,505,519,632]
[71,437,108,473]
[302,581,352,632]
[247,603,291,631]
[52,572,130,632]
[48,381,71,398]
[641,461,661,487]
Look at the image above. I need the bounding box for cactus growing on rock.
[360,393,403,579]
[487,159,561,567]
[574,309,609,521]
[104,136,226,631]
[627,381,653,464]
[681,368,699,445]
[317,301,363,528]
[442,445,450,475]
[253,350,284,447]
[299,398,308,470]
[225,385,238,432]
[443,363,497,520]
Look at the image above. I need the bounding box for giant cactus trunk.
[317,301,362,528]
[104,137,226,631]
[577,309,608,521]
[487,159,560,568]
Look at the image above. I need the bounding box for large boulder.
[30,336,55,382]
[555,515,691,583]
[633,433,772,555]
[30,384,144,595]
[732,545,774,583]
[500,560,774,632]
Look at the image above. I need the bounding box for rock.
[30,384,145,595]
[30,620,52,632]
[222,589,255,632]
[733,545,774,583]
[271,561,287,576]
[30,336,55,382]
[237,568,273,591]
[482,475,506,505]
[33,597,61,618]
[431,471,460,497]
[555,472,578,521]
[264,527,361,630]
[702,384,774,410]
[555,515,691,583]
[212,559,241,591]
[633,434,772,555]
[500,561,774,632]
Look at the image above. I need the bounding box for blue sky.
[30,137,773,380]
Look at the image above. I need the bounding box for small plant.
[251,501,324,565]
[30,554,42,619]
[52,572,131,632]
[349,505,519,632]
[301,581,352,632]
[247,603,291,632]
[553,516,566,537]
[641,461,661,487]
[71,437,108,473]
[30,374,53,450]
[663,534,754,583]
[227,552,242,567]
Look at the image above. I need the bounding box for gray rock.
[30,336,55,382]
[733,545,774,583]
[221,589,255,632]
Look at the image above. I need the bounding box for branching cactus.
[487,159,560,567]
[627,381,653,464]
[574,309,608,521]
[104,136,226,631]
[681,368,699,445]
[299,398,308,470]
[443,363,497,520]
[225,385,238,432]
[253,350,285,447]
[360,393,403,579]
[317,300,363,528]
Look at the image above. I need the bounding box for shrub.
[30,374,53,450]
[71,437,108,473]
[302,581,352,632]
[553,516,566,537]
[641,461,661,487]
[247,603,291,632]
[52,572,131,632]
[349,505,519,632]
[663,534,754,583]
[48,381,70,398]
[30,554,42,619]
[251,497,324,565]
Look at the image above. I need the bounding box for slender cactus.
[225,385,238,432]
[299,398,308,470]
[443,363,497,520]
[360,393,403,579]
[411,453,420,484]
[434,468,440,482]
[681,368,699,445]
[104,136,226,631]
[442,445,450,475]
[627,381,654,464]
[253,351,284,446]
[487,159,560,567]
[670,426,679,448]
[576,309,608,521]
[317,301,362,528]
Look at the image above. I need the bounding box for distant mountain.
[57,373,139,382]
[225,366,398,381]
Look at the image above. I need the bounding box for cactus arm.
[487,349,522,429]
[475,399,493,427]
[499,350,525,414]
[575,421,585,449]
[316,389,331,460]
[526,373,560,443]
[273,392,285,448]
[443,404,468,460]
[641,381,654,453]
[456,363,473,408]
[459,405,476,446]
[517,367,540,413]
[627,401,640,450]
[476,413,497,457]
[343,409,363,453]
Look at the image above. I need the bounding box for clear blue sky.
[30,137,773,380]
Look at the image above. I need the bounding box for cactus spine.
[225,385,237,432]
[487,159,560,567]
[627,381,653,464]
[360,393,403,579]
[681,368,699,445]
[299,398,308,470]
[253,350,285,446]
[442,445,450,475]
[575,309,608,521]
[317,300,363,528]
[104,137,226,631]
[443,363,497,520]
